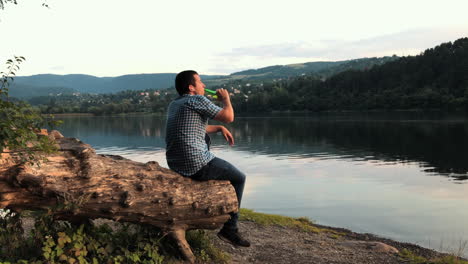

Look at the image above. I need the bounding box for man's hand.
[213,88,234,123]
[216,88,230,102]
[206,125,234,146]
[220,126,234,146]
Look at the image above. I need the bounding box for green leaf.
[57,247,65,257]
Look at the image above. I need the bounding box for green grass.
[186,230,230,264]
[400,249,468,264]
[239,208,342,236]
[2,208,349,263]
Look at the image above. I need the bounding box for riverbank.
[2,209,466,264]
[205,209,467,264]
[209,221,463,264]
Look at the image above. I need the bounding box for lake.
[56,112,468,256]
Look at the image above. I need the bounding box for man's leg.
[191,157,250,246]
[192,157,246,231]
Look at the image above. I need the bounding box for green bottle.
[204,88,218,99]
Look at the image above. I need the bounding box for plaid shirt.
[165,94,222,176]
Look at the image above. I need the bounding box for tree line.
[229,37,468,112]
[27,89,176,115]
[25,37,468,115]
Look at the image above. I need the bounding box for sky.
[1,0,467,77]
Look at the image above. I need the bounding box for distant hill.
[9,84,76,99]
[10,56,398,98]
[311,56,400,78]
[28,38,468,115]
[231,61,340,77]
[204,56,399,86]
[10,73,222,97]
[231,37,468,112]
[11,73,177,95]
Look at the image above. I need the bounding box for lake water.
[56,112,468,256]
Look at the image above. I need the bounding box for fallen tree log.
[0,130,238,263]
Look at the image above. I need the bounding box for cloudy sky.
[1,0,467,77]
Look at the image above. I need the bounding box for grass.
[400,249,468,264]
[186,230,230,264]
[239,208,343,236]
[0,209,230,264]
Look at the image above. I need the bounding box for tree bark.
[0,130,238,263]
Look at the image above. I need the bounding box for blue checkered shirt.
[165,94,222,176]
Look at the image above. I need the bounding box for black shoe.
[217,228,251,247]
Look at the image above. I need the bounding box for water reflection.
[54,113,468,256]
[56,113,468,181]
[226,117,468,181]
[58,115,167,148]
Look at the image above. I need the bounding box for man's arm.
[206,125,234,146]
[213,89,234,123]
[206,125,222,134]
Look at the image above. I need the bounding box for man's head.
[175,70,205,96]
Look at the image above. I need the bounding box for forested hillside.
[204,56,398,86]
[25,38,468,114]
[9,84,76,99]
[11,57,396,98]
[229,37,468,112]
[11,73,178,95]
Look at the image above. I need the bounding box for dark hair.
[175,70,198,95]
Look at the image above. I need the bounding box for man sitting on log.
[165,70,250,247]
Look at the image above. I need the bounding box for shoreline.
[212,219,467,264]
[213,208,468,263]
[3,210,467,263]
[41,109,468,118]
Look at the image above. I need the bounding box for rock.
[338,241,399,254]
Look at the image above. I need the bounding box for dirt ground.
[208,221,459,264]
[19,217,463,264]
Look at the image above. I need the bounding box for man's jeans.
[191,157,246,231]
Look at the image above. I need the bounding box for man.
[165,70,250,247]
